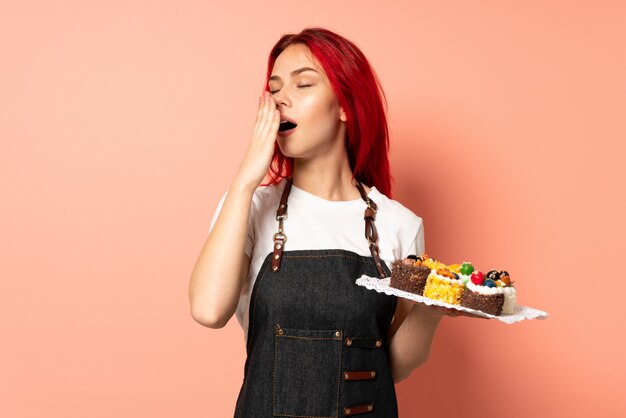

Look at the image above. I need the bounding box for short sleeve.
[403,220,425,258]
[208,190,255,258]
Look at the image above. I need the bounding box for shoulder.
[369,189,425,260]
[249,179,288,213]
[371,189,423,231]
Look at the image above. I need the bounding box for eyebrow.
[269,67,318,82]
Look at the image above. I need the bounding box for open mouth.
[278,120,298,132]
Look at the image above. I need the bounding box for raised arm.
[189,91,280,328]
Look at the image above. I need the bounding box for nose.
[272,90,290,109]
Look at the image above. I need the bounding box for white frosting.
[502,287,517,315]
[466,281,505,295]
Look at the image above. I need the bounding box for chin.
[276,137,303,158]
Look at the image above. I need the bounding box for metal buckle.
[366,199,377,213]
[273,232,287,244]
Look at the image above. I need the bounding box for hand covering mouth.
[278,120,298,132]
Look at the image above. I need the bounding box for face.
[268,44,347,160]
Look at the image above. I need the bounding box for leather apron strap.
[354,181,387,279]
[271,178,388,279]
[270,178,292,272]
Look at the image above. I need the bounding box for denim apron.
[234,179,398,417]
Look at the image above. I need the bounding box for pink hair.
[262,27,393,197]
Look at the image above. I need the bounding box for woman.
[189,27,460,417]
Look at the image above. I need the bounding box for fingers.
[442,307,460,317]
[269,107,280,137]
[254,93,265,130]
[446,308,489,320]
[261,93,272,133]
[423,303,491,320]
[260,93,279,141]
[236,92,281,190]
[254,92,270,138]
[253,93,265,136]
[254,91,279,142]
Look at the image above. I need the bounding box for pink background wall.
[2,1,624,417]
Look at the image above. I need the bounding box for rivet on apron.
[274,254,280,259]
[371,371,376,378]
[272,266,278,271]
[375,339,382,347]
[344,407,351,415]
[344,372,350,379]
[345,338,352,346]
[335,330,341,338]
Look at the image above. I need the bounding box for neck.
[292,150,368,201]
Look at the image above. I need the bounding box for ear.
[339,106,347,122]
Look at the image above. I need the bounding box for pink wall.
[2,1,624,417]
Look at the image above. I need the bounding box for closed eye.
[270,84,312,94]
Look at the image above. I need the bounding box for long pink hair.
[262,27,393,197]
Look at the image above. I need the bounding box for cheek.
[299,92,338,122]
[298,95,321,118]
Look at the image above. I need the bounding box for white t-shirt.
[209,179,425,341]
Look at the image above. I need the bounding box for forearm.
[388,302,444,383]
[188,179,255,328]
